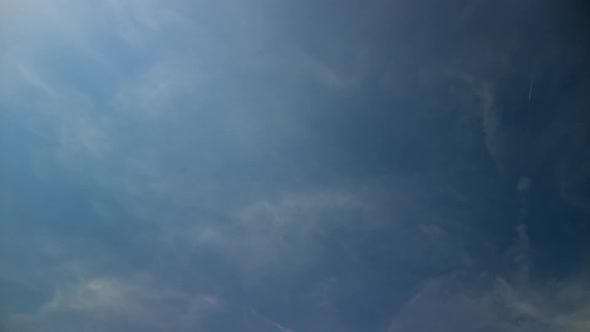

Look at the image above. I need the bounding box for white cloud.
[468,77,504,170]
[388,224,590,332]
[15,64,58,98]
[56,111,112,164]
[389,272,590,332]
[113,58,207,115]
[16,271,224,331]
[104,0,191,46]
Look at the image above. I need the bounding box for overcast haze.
[1,0,590,331]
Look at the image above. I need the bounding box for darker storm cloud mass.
[1,0,589,331]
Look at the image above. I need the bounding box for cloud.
[388,271,590,332]
[56,109,113,164]
[243,44,368,91]
[113,57,208,116]
[388,222,590,332]
[455,74,504,170]
[103,0,189,46]
[418,224,447,237]
[14,64,58,98]
[172,188,371,276]
[2,1,589,331]
[9,270,222,332]
[517,176,532,193]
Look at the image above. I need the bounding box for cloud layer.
[1,0,589,331]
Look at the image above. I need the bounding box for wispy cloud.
[389,225,590,332]
[389,271,590,332]
[10,267,222,331]
[2,1,589,331]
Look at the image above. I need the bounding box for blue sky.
[1,0,590,331]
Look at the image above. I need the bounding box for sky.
[1,0,590,331]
